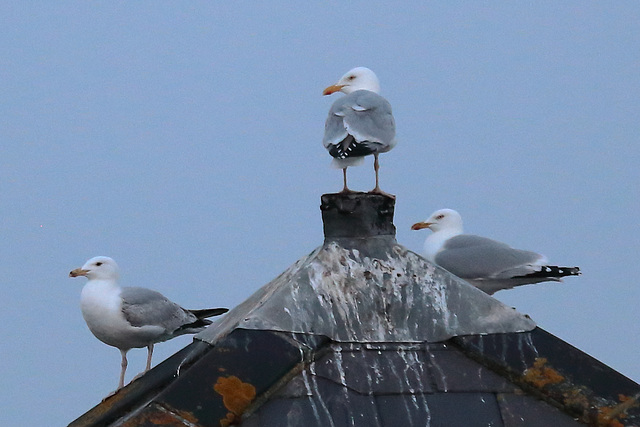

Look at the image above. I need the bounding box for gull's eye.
[348,75,356,80]
[435,214,444,220]
[95,262,103,267]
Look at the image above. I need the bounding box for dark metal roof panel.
[454,328,640,403]
[313,343,434,394]
[70,329,328,427]
[241,339,586,427]
[498,394,582,427]
[453,328,640,425]
[427,347,517,393]
[71,325,639,426]
[243,378,382,427]
[410,393,503,427]
[145,329,322,427]
[68,343,211,427]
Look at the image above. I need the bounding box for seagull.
[323,67,396,195]
[411,209,580,294]
[69,256,228,390]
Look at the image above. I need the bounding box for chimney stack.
[320,193,396,240]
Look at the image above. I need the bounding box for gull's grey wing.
[435,234,546,280]
[323,96,350,149]
[120,287,196,332]
[323,90,396,158]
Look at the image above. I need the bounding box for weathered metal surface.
[69,327,638,426]
[148,329,322,427]
[497,394,581,427]
[198,239,536,345]
[68,342,211,427]
[242,341,586,427]
[69,329,330,427]
[453,328,640,426]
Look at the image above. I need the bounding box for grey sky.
[1,2,638,425]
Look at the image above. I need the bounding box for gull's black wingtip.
[515,266,581,280]
[192,307,229,319]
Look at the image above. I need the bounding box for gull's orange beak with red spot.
[323,84,345,96]
[411,222,432,231]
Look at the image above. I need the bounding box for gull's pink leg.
[370,153,394,198]
[374,154,380,191]
[339,168,354,193]
[118,349,128,390]
[145,343,154,372]
[129,344,154,385]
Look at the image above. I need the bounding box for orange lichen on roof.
[522,357,564,388]
[597,394,638,427]
[220,412,237,427]
[562,387,589,409]
[214,375,257,427]
[596,409,625,427]
[521,361,637,427]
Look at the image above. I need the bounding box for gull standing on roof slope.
[323,67,396,196]
[70,256,228,391]
[411,209,580,294]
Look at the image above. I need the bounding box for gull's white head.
[323,67,381,96]
[411,209,464,234]
[69,256,120,281]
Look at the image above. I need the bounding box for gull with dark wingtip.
[323,67,396,196]
[70,256,228,391]
[412,209,581,294]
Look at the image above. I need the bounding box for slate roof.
[69,193,640,427]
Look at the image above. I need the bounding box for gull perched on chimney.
[323,67,396,196]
